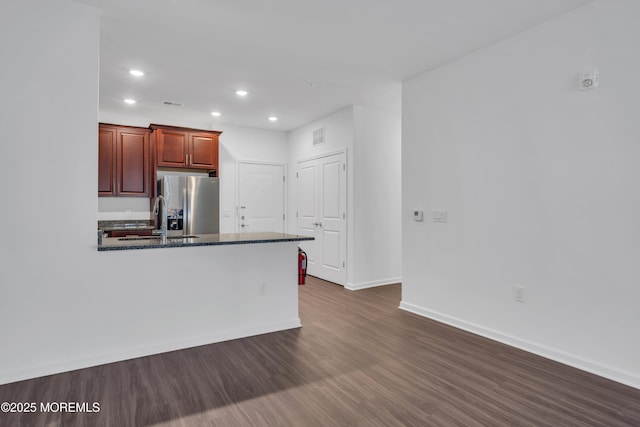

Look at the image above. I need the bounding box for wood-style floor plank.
[1,277,639,426]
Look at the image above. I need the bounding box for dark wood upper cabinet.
[156,128,188,167]
[98,123,220,199]
[98,124,150,197]
[98,126,116,196]
[152,125,220,172]
[118,128,150,196]
[189,132,218,169]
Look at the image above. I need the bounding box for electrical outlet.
[258,282,267,295]
[513,285,526,303]
[431,209,448,223]
[579,70,599,90]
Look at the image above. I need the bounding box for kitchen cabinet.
[151,124,220,172]
[107,229,153,238]
[98,126,116,195]
[98,124,150,197]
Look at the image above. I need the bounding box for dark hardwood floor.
[1,277,639,426]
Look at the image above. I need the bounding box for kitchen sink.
[118,235,200,241]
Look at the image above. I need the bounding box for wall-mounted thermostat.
[579,70,599,90]
[413,210,424,222]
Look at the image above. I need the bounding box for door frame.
[236,160,288,234]
[296,148,348,285]
[296,148,348,165]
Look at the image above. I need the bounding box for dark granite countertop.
[98,232,314,251]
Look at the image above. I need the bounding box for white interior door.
[297,161,319,271]
[238,162,285,233]
[297,152,347,285]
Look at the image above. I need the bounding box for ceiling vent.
[161,100,184,107]
[313,126,325,147]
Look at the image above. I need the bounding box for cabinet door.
[108,229,153,238]
[117,128,149,196]
[157,129,188,167]
[98,126,116,196]
[189,132,218,170]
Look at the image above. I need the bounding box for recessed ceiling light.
[268,116,278,122]
[129,69,144,77]
[235,90,248,97]
[124,98,136,104]
[211,111,221,117]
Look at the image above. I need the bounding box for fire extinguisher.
[298,247,307,285]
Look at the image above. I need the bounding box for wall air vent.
[161,100,184,107]
[313,126,325,147]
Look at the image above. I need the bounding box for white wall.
[0,0,299,385]
[98,112,288,232]
[351,84,402,289]
[218,124,288,232]
[402,0,640,388]
[287,94,403,290]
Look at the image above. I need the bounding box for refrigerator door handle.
[183,184,189,236]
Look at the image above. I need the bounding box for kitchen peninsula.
[89,230,313,383]
[92,115,314,386]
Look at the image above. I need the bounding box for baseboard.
[399,301,640,390]
[0,318,301,386]
[345,277,402,291]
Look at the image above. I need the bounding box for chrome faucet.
[153,195,167,243]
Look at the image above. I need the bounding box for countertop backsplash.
[98,197,152,222]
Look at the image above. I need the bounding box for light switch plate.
[431,209,448,223]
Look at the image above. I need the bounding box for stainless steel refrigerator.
[157,175,220,236]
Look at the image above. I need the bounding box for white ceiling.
[78,0,592,131]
